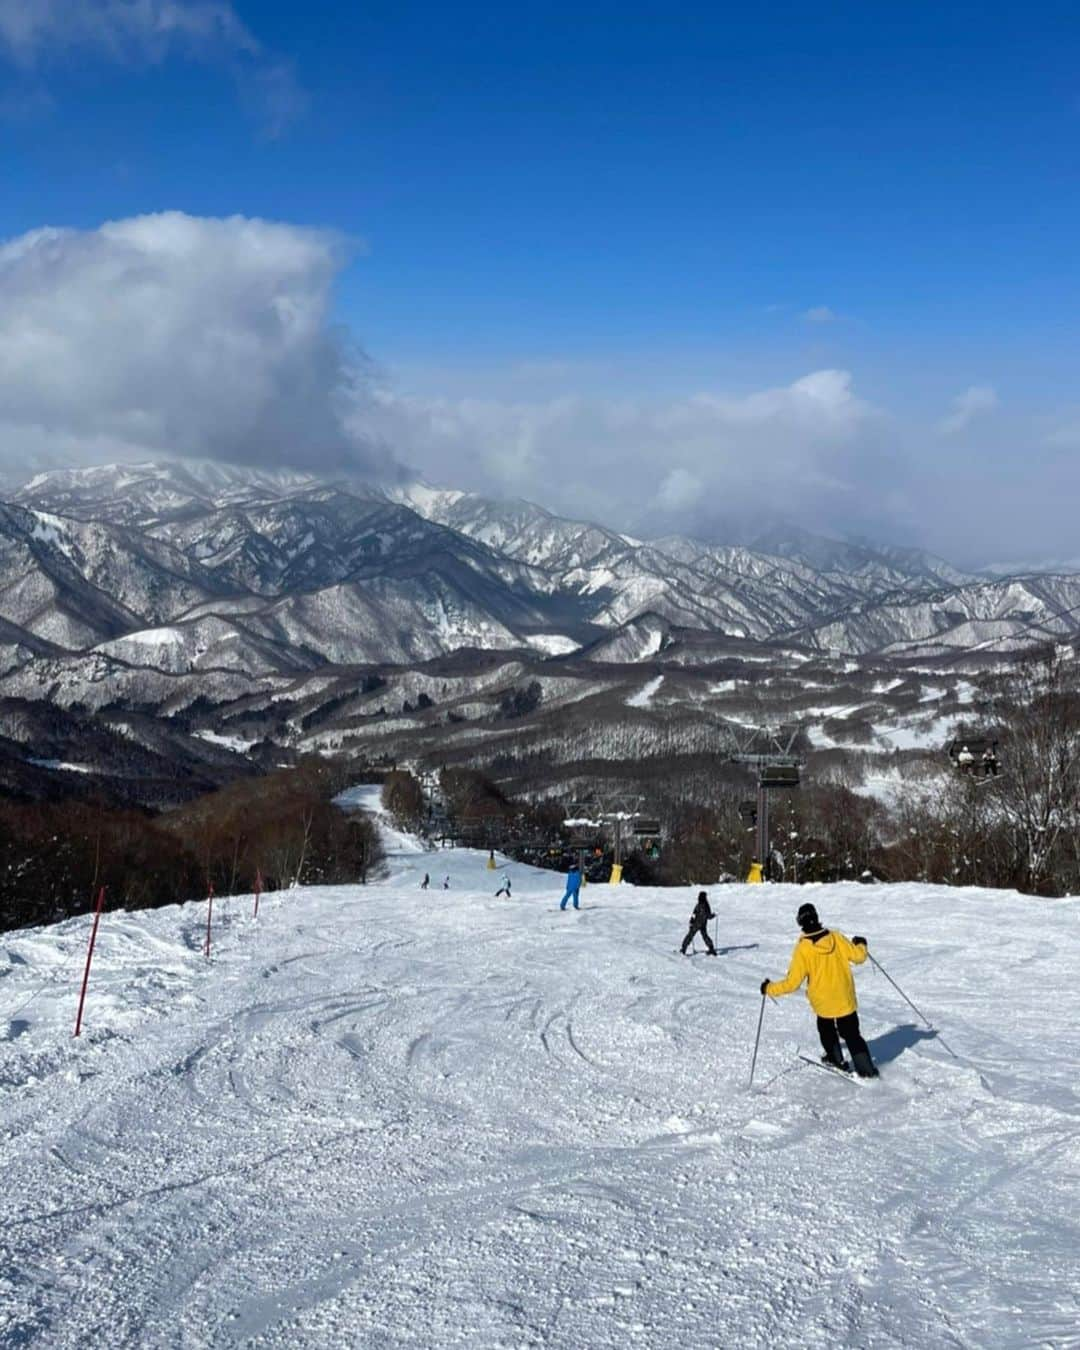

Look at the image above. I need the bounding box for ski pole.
[748,993,767,1090]
[867,952,933,1028]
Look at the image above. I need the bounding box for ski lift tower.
[562,803,604,883]
[729,725,804,882]
[564,795,645,883]
[602,795,645,882]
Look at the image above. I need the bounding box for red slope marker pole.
[253,868,262,920]
[204,882,215,959]
[74,886,106,1038]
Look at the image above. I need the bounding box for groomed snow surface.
[2,804,1079,1349]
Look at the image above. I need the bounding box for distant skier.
[760,902,879,1078]
[421,873,430,890]
[495,874,512,898]
[443,875,450,890]
[559,863,582,911]
[982,746,998,778]
[681,890,717,955]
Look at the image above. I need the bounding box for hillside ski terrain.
[2,796,1077,1348]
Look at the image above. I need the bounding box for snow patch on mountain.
[27,510,77,561]
[191,729,257,753]
[627,674,664,708]
[877,715,962,751]
[523,633,579,655]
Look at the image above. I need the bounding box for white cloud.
[802,305,838,323]
[657,467,702,512]
[0,211,395,476]
[938,384,999,435]
[0,0,251,62]
[0,1,302,131]
[0,214,931,550]
[1045,422,1080,450]
[367,369,891,538]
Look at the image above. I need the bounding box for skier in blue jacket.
[559,864,582,910]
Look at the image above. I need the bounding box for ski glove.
[759,979,770,996]
[852,935,867,947]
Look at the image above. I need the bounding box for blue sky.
[1,1,1078,559]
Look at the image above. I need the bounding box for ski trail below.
[1,821,1078,1348]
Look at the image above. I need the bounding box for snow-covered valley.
[2,801,1077,1347]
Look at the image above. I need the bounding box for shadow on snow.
[868,1022,939,1065]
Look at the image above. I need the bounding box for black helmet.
[797,902,820,933]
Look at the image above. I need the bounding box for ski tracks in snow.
[1,860,1078,1347]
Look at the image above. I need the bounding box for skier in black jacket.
[681,890,717,955]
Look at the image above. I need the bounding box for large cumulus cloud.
[3,210,1053,563]
[0,212,900,540]
[0,211,397,476]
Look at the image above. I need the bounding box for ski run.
[2,794,1079,1349]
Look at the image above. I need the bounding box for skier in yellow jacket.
[760,902,879,1078]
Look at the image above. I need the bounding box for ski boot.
[851,1050,879,1079]
[821,1045,850,1072]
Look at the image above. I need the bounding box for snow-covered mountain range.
[0,458,1068,805]
[4,459,1078,679]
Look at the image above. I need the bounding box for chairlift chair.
[567,833,601,851]
[758,763,800,790]
[946,737,1001,781]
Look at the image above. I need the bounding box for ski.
[796,1053,870,1086]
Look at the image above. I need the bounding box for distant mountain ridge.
[0,459,1076,688]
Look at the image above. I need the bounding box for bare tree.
[996,649,1080,894]
[293,807,315,888]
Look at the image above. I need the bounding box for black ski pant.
[817,1011,868,1061]
[681,918,716,955]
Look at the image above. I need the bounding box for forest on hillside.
[0,760,383,932]
[381,651,1080,899]
[4,649,1079,934]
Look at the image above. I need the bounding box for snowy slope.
[1,810,1078,1347]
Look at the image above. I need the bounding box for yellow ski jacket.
[766,929,867,1019]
